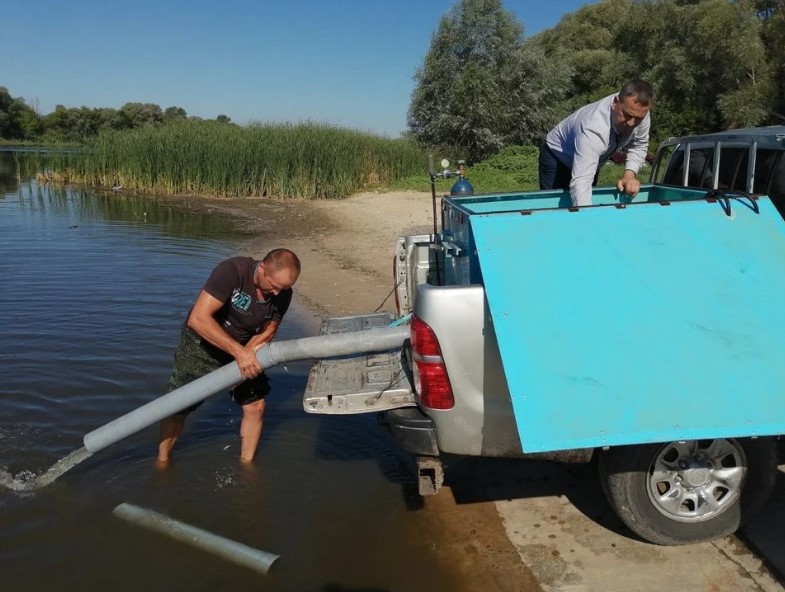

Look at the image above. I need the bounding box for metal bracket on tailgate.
[304,313,416,415]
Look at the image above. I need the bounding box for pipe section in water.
[113,503,280,574]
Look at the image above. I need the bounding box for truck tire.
[598,438,778,545]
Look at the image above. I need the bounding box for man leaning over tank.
[539,79,654,206]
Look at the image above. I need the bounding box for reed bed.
[47,121,427,199]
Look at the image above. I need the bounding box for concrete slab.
[497,494,781,592]
[443,456,784,592]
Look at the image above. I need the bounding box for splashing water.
[214,467,237,491]
[0,447,93,491]
[0,467,39,492]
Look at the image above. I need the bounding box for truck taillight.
[411,316,454,410]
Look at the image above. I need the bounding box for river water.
[0,155,459,592]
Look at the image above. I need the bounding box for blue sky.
[1,0,592,136]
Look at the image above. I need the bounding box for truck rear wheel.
[598,438,778,545]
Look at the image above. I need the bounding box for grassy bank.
[389,145,640,195]
[43,121,428,199]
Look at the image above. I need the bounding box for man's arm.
[569,127,606,206]
[246,319,281,352]
[618,115,651,197]
[187,290,262,377]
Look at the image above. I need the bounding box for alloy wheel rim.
[646,439,746,523]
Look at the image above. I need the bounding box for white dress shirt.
[546,93,650,206]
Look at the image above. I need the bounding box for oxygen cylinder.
[450,177,474,196]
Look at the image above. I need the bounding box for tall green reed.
[56,120,427,199]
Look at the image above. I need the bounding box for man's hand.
[616,170,641,197]
[236,346,263,379]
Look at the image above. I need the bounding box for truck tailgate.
[303,313,415,415]
[469,196,785,452]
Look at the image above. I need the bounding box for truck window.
[687,148,714,188]
[660,146,684,185]
[660,147,715,188]
[754,149,785,216]
[654,145,677,184]
[717,147,748,191]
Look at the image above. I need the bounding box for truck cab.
[651,125,785,214]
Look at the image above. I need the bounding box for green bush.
[390,144,541,193]
[389,144,649,196]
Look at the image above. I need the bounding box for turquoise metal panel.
[470,197,785,452]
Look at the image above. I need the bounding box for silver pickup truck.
[305,126,785,546]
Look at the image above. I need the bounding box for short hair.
[619,80,655,107]
[263,248,301,275]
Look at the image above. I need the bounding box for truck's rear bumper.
[381,407,439,456]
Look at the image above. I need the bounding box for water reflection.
[1,150,67,193]
[3,187,237,244]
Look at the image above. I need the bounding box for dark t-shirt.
[201,256,292,345]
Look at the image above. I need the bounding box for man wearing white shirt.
[539,80,654,206]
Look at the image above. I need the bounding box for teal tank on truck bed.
[442,186,785,452]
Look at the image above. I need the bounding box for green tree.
[18,106,43,138]
[42,105,108,140]
[164,106,188,123]
[119,102,164,128]
[617,0,773,135]
[96,107,124,131]
[531,0,773,141]
[0,87,41,140]
[753,0,785,122]
[215,114,232,124]
[407,0,568,161]
[531,0,632,112]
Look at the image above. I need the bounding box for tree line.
[3,0,784,161]
[0,88,233,143]
[409,0,785,161]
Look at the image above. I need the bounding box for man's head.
[612,80,654,135]
[256,248,301,298]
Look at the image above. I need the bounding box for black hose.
[704,189,759,216]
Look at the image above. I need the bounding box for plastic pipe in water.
[113,503,279,574]
[83,325,409,453]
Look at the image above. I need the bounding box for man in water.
[157,248,301,463]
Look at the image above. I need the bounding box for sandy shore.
[167,189,537,591]
[240,190,437,316]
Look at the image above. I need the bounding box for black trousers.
[538,143,572,190]
[538,143,604,190]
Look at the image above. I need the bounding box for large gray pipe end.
[113,502,280,574]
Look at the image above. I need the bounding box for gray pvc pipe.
[113,503,279,574]
[256,324,409,368]
[83,325,409,454]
